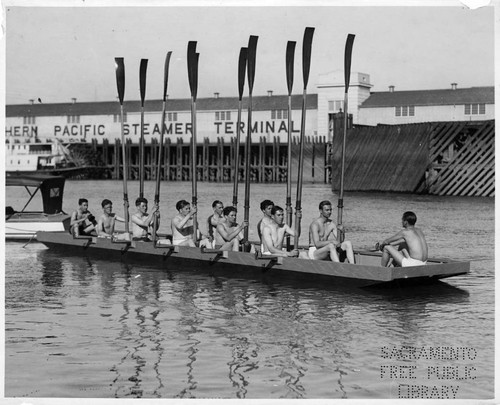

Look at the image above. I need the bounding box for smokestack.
[267,90,273,97]
[29,99,34,105]
[214,92,219,99]
[71,98,77,104]
[451,83,457,90]
[389,85,395,93]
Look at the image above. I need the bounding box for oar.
[232,47,248,208]
[187,41,199,245]
[152,51,172,246]
[285,40,296,251]
[243,35,258,250]
[337,34,355,243]
[114,57,130,235]
[139,58,148,198]
[293,27,314,250]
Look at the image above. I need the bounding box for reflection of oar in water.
[139,59,148,199]
[285,40,296,251]
[152,51,172,246]
[187,41,200,245]
[337,34,355,243]
[293,27,314,250]
[114,57,130,237]
[232,47,248,208]
[243,35,258,251]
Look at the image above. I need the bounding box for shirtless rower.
[215,206,248,251]
[261,206,300,257]
[308,200,355,263]
[171,200,209,247]
[70,198,97,237]
[377,211,428,267]
[96,199,125,238]
[131,197,158,241]
[207,200,224,247]
[256,199,274,241]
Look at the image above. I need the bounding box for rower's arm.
[70,212,86,227]
[379,231,405,248]
[173,214,192,230]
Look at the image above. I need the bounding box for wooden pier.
[329,119,494,197]
[91,136,330,184]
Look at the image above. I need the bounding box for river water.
[4,180,495,400]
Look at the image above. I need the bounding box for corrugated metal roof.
[6,94,318,117]
[360,86,494,108]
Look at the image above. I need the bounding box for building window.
[271,109,288,120]
[395,106,415,117]
[167,112,178,122]
[113,113,128,123]
[215,111,231,121]
[23,116,36,125]
[328,100,343,112]
[67,115,80,124]
[464,103,485,115]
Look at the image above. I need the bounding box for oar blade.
[286,41,296,96]
[193,53,199,101]
[114,57,125,105]
[247,35,258,94]
[344,34,355,93]
[139,59,148,106]
[163,51,172,102]
[187,41,198,98]
[238,47,248,101]
[302,27,315,89]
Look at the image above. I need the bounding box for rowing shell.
[35,231,469,288]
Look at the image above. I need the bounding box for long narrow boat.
[6,173,71,240]
[35,231,469,288]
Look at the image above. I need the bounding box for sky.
[2,1,496,105]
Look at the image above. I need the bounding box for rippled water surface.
[4,181,495,399]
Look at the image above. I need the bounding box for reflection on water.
[5,242,490,399]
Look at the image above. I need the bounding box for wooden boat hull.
[35,231,470,288]
[6,213,71,240]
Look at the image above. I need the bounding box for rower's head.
[402,211,417,226]
[135,197,148,213]
[318,200,333,218]
[176,200,191,216]
[260,200,274,217]
[212,200,224,216]
[223,206,237,223]
[101,199,112,212]
[271,205,285,225]
[78,198,89,211]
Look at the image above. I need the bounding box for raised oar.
[285,40,296,251]
[293,27,314,250]
[139,58,148,198]
[337,34,355,243]
[232,47,248,208]
[243,35,258,251]
[152,51,172,246]
[115,57,130,235]
[187,41,200,245]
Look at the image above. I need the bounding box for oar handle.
[153,51,172,245]
[233,47,248,207]
[243,36,258,248]
[115,57,129,234]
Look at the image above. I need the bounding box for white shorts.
[401,257,427,267]
[308,246,317,260]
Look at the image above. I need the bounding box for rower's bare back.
[403,228,428,261]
